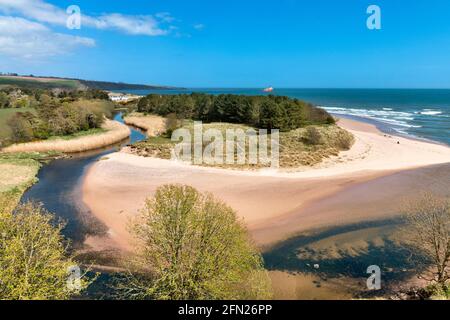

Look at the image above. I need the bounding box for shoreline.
[334,113,449,147]
[82,117,450,251]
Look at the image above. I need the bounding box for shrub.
[402,193,450,292]
[164,113,180,138]
[0,202,92,299]
[7,113,34,143]
[0,92,9,108]
[334,130,355,150]
[120,184,272,300]
[303,126,324,145]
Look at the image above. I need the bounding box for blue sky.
[1,0,450,88]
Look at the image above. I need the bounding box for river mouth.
[263,219,429,299]
[20,113,147,249]
[17,113,442,299]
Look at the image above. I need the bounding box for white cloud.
[0,0,173,36]
[0,16,95,59]
[86,14,168,36]
[155,12,176,23]
[194,24,205,31]
[0,0,67,24]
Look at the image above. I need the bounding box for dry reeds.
[124,113,166,137]
[1,120,130,154]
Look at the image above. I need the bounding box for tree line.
[137,93,335,131]
[4,89,114,144]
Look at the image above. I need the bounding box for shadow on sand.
[263,219,430,297]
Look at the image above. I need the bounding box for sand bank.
[82,118,450,252]
[1,120,130,154]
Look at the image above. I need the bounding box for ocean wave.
[416,109,443,116]
[323,106,421,128]
[374,117,422,128]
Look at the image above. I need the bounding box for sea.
[121,88,450,146]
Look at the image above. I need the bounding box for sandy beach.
[82,118,450,252]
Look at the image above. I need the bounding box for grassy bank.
[1,120,130,154]
[124,112,166,136]
[0,152,61,208]
[128,114,354,169]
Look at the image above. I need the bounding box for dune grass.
[128,114,355,169]
[1,120,130,154]
[278,125,355,167]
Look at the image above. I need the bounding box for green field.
[0,76,81,90]
[0,108,35,143]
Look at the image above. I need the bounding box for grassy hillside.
[0,76,81,90]
[78,79,176,91]
[0,75,175,91]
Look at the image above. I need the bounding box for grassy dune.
[128,115,355,169]
[1,120,130,153]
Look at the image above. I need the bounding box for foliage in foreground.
[118,184,272,300]
[402,193,450,296]
[0,200,90,300]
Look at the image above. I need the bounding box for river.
[20,113,147,248]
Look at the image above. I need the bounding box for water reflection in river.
[20,113,146,247]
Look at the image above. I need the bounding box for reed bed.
[124,113,166,137]
[1,120,130,154]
